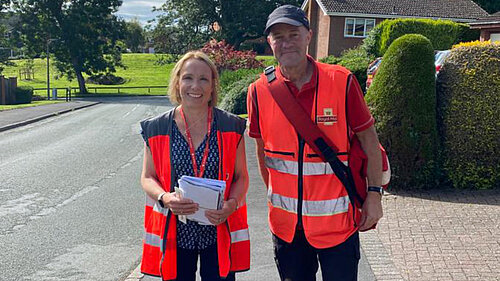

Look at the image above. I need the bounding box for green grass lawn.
[2,54,275,96]
[0,100,65,111]
[2,54,174,95]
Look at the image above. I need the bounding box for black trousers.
[273,230,360,281]
[176,244,236,281]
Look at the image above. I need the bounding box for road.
[0,97,169,281]
[0,96,375,281]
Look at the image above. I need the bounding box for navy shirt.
[171,115,219,250]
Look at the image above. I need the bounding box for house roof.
[469,12,500,26]
[303,0,489,21]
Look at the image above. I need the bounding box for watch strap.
[367,186,383,194]
[157,192,167,208]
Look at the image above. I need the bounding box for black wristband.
[367,186,383,195]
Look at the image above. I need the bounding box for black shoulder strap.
[262,66,363,208]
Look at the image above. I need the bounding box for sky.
[115,0,165,26]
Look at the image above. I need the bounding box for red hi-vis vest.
[252,63,362,249]
[139,107,250,280]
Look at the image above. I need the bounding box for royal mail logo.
[317,108,337,125]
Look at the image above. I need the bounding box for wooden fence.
[33,85,169,97]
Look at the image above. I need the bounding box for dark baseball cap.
[265,5,310,34]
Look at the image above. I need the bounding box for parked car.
[365,57,382,91]
[365,50,451,91]
[434,50,451,75]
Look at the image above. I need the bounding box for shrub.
[219,73,258,115]
[365,34,439,189]
[14,86,34,104]
[219,68,261,98]
[319,55,341,65]
[365,18,480,57]
[86,73,126,85]
[320,47,373,91]
[362,23,384,57]
[201,39,263,71]
[436,44,500,189]
[452,40,499,49]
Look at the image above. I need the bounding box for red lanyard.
[179,107,212,178]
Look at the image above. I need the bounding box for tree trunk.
[71,56,87,94]
[75,70,87,94]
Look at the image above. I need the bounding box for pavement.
[0,100,101,132]
[1,100,499,281]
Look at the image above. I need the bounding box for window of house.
[344,18,376,38]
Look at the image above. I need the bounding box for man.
[246,5,384,281]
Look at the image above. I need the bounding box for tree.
[472,0,500,14]
[124,19,145,53]
[152,0,302,53]
[0,1,14,73]
[13,0,125,94]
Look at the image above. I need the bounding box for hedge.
[363,18,479,57]
[219,68,261,99]
[436,44,500,189]
[14,86,34,104]
[219,73,259,115]
[320,47,373,91]
[366,34,439,189]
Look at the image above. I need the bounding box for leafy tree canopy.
[472,0,500,14]
[151,0,302,54]
[13,0,126,93]
[123,19,145,53]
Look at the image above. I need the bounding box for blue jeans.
[176,243,236,281]
[273,231,360,281]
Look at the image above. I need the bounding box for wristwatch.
[367,186,384,195]
[157,192,167,208]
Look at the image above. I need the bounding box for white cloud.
[115,0,165,26]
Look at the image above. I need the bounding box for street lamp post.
[46,39,57,100]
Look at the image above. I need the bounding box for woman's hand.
[163,192,199,216]
[205,198,238,225]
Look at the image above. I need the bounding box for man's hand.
[358,192,383,231]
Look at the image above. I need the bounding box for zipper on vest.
[297,136,305,229]
[264,148,295,157]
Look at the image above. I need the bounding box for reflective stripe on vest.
[268,189,350,216]
[231,229,250,243]
[265,156,348,176]
[144,232,163,249]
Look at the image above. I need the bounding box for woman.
[139,51,250,281]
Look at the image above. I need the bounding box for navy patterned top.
[171,115,218,250]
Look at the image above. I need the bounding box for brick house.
[469,12,500,43]
[302,0,488,58]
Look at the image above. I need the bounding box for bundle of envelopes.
[176,175,226,225]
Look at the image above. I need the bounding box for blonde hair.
[168,51,220,106]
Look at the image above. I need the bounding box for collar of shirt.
[276,55,318,97]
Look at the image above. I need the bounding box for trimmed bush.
[219,73,258,115]
[364,18,479,57]
[365,34,439,189]
[220,68,261,99]
[452,40,499,49]
[14,86,34,104]
[320,47,373,91]
[436,44,500,189]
